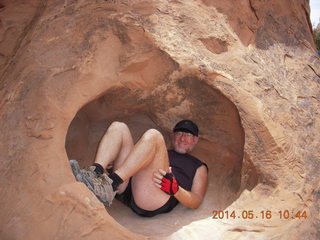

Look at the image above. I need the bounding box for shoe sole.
[70,160,81,179]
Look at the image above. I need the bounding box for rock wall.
[0,0,319,239]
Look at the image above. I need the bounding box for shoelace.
[89,175,114,202]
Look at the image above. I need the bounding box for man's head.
[172,120,199,154]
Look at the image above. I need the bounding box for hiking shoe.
[70,159,98,182]
[84,173,116,206]
[69,160,116,206]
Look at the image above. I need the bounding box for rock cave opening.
[65,77,258,237]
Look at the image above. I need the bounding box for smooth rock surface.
[0,0,319,239]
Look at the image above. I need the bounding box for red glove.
[160,173,179,195]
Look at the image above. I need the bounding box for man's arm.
[174,165,208,209]
[153,165,208,209]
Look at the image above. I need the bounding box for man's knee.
[108,121,129,132]
[141,129,164,143]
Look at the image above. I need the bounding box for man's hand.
[153,168,179,195]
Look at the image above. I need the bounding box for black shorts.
[115,178,179,217]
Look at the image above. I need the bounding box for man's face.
[172,131,198,154]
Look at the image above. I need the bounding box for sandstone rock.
[0,0,319,239]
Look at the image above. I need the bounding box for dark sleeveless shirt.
[168,149,208,191]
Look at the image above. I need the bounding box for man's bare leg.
[93,121,134,193]
[114,129,171,211]
[69,121,135,206]
[92,122,170,210]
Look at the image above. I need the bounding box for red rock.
[0,0,319,239]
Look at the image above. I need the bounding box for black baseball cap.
[173,120,199,136]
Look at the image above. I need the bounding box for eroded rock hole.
[65,76,258,237]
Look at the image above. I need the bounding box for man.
[70,120,208,217]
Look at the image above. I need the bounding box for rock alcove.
[1,0,319,239]
[65,76,254,237]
